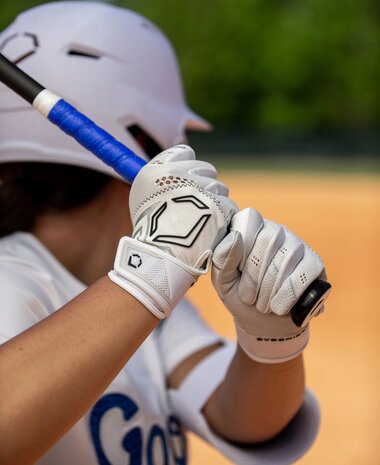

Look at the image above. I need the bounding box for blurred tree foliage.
[1,0,379,131]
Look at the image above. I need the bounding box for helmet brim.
[185,108,213,132]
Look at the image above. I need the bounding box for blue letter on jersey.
[90,393,187,465]
[90,393,142,465]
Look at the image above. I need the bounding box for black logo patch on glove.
[128,253,142,269]
[149,196,211,248]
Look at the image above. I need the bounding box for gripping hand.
[212,208,327,363]
[109,145,237,319]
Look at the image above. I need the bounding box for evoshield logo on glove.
[148,196,211,248]
[128,254,142,269]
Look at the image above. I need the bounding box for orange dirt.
[187,172,380,465]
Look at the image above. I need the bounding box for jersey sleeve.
[155,298,223,377]
[167,343,320,465]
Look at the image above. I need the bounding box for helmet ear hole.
[126,124,163,160]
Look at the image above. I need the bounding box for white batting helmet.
[0,1,211,178]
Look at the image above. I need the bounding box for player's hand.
[211,208,326,363]
[109,145,237,319]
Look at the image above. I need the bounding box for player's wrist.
[235,321,309,364]
[109,236,207,319]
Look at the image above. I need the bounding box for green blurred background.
[1,0,379,171]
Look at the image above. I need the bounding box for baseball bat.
[0,53,331,327]
[0,53,145,183]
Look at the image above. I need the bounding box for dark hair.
[0,163,111,238]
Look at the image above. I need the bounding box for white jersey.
[0,232,320,465]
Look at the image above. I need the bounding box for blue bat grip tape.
[48,99,147,183]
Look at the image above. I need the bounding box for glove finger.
[205,180,229,197]
[238,221,286,306]
[150,144,195,164]
[212,230,244,296]
[189,164,218,179]
[187,174,228,197]
[149,154,221,194]
[256,231,305,313]
[230,208,264,271]
[148,143,219,185]
[270,247,325,315]
[159,158,218,183]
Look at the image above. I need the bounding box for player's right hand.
[212,208,327,363]
[109,145,237,319]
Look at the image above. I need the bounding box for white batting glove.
[212,208,327,363]
[109,145,237,319]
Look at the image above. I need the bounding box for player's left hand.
[109,145,238,320]
[211,208,327,364]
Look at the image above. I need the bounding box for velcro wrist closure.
[109,237,206,319]
[235,323,310,364]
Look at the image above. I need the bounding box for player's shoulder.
[0,233,68,341]
[0,232,53,287]
[0,232,73,313]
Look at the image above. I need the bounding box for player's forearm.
[203,345,305,444]
[0,276,158,465]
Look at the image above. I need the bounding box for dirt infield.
[187,172,380,465]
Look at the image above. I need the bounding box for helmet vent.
[126,124,163,160]
[67,49,101,60]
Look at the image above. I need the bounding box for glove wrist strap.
[109,237,205,319]
[235,323,310,364]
